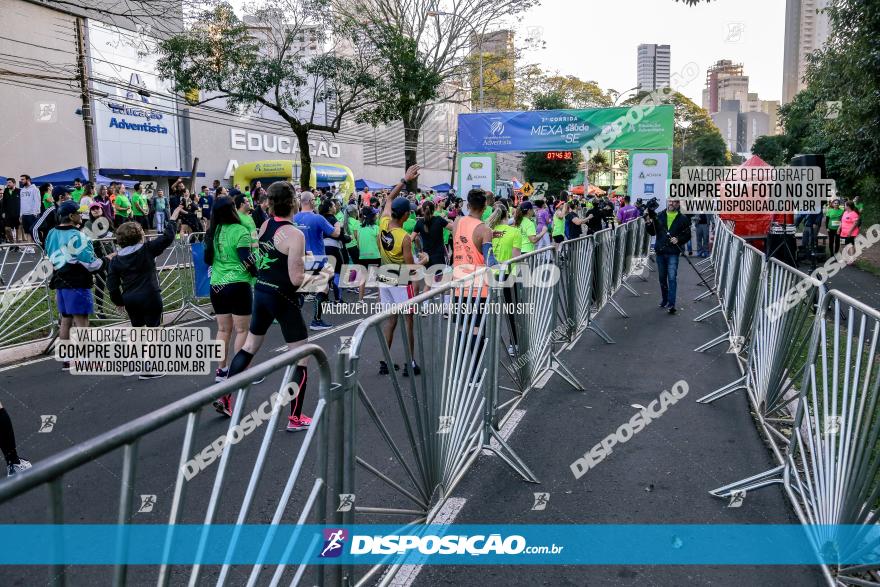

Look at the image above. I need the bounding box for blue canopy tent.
[431,182,453,193]
[32,166,136,188]
[355,178,392,191]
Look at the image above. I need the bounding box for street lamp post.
[427,10,485,112]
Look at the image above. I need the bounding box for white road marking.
[482,409,526,455]
[273,317,363,352]
[387,497,468,587]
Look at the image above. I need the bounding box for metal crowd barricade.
[693,223,739,328]
[694,240,762,354]
[0,344,339,587]
[0,243,56,352]
[694,218,732,303]
[709,290,880,587]
[592,227,627,321]
[337,268,556,585]
[698,258,825,462]
[558,234,597,345]
[179,232,214,322]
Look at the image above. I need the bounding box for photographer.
[645,198,691,315]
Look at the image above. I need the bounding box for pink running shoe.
[286,414,312,432]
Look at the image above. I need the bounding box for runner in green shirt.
[131,183,150,216]
[552,204,566,243]
[114,191,131,220]
[236,194,258,243]
[514,201,542,254]
[487,202,522,355]
[70,179,83,204]
[825,199,844,255]
[40,183,54,210]
[356,207,381,300]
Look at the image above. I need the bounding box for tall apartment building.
[703,61,777,154]
[636,44,671,92]
[782,0,831,104]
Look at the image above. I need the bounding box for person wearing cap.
[44,199,115,369]
[378,164,427,376]
[32,186,72,247]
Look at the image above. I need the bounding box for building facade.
[782,0,831,104]
[0,0,457,190]
[637,44,671,92]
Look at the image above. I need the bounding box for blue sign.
[457,106,674,153]
[190,242,211,297]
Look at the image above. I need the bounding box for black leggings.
[828,229,841,255]
[124,293,163,327]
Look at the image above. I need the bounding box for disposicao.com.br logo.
[316,530,562,558]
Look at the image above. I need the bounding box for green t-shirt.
[210,223,254,286]
[552,215,565,237]
[42,192,54,209]
[114,194,131,218]
[358,224,380,259]
[666,211,678,230]
[826,207,844,230]
[346,217,361,249]
[239,213,257,241]
[855,201,865,213]
[403,217,417,234]
[481,208,492,222]
[518,217,537,253]
[70,188,84,204]
[131,192,147,216]
[491,224,522,264]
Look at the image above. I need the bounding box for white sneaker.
[23,246,36,254]
[7,459,32,477]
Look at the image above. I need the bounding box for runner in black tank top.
[215,182,331,432]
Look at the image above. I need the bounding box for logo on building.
[126,73,150,104]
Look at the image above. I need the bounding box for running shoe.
[7,459,32,477]
[378,361,399,375]
[310,319,333,331]
[402,361,421,377]
[668,306,677,315]
[139,373,165,380]
[215,367,228,383]
[658,301,669,309]
[23,246,36,254]
[286,414,312,432]
[213,394,233,417]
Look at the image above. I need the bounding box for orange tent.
[570,185,606,196]
[719,155,772,240]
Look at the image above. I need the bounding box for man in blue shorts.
[44,200,114,370]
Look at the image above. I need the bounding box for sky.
[513,0,787,105]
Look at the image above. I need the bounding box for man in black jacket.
[645,199,691,314]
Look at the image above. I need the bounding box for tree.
[776,0,880,211]
[156,1,390,188]
[624,90,729,178]
[337,0,537,190]
[521,92,582,194]
[751,135,796,166]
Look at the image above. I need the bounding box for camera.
[645,197,659,212]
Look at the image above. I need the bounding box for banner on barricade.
[190,241,211,298]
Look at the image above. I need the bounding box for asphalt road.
[0,252,858,586]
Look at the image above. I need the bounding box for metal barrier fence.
[0,233,216,355]
[695,220,880,586]
[0,243,56,351]
[0,344,338,587]
[0,217,649,587]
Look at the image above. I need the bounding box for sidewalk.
[415,256,824,586]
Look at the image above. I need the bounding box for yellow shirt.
[379,215,407,265]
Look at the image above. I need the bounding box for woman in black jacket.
[106,204,184,335]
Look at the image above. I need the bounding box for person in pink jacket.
[839,200,861,264]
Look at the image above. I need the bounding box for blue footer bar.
[1,524,879,565]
